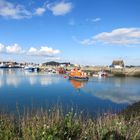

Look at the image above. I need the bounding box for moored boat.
[24,66,39,72]
[24,66,34,72]
[0,63,8,68]
[93,71,108,78]
[69,76,89,81]
[68,68,89,81]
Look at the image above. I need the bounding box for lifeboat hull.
[69,76,89,81]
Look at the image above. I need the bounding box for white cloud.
[86,17,101,23]
[47,1,72,16]
[92,17,101,22]
[0,43,60,58]
[80,38,95,45]
[0,0,32,19]
[0,0,73,19]
[80,28,140,46]
[94,28,140,45]
[72,36,95,45]
[28,46,60,56]
[0,43,24,54]
[0,0,48,19]
[35,7,46,16]
[28,47,37,55]
[6,44,24,54]
[45,57,60,60]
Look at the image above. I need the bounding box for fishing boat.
[68,68,89,81]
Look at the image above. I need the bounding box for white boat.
[24,66,39,72]
[93,71,108,78]
[24,66,34,72]
[0,63,7,68]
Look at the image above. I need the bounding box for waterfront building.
[111,60,125,69]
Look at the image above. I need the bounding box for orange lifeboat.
[68,69,89,81]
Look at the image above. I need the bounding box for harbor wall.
[80,66,140,77]
[37,65,140,77]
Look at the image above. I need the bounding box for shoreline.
[1,67,140,77]
[81,67,140,77]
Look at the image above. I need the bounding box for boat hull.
[69,76,89,81]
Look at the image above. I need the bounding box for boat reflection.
[69,80,87,89]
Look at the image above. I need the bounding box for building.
[111,60,124,69]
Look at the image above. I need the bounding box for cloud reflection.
[6,77,21,87]
[28,77,37,85]
[83,78,140,104]
[24,72,60,86]
[0,69,21,87]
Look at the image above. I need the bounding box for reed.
[0,106,139,140]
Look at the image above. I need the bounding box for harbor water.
[0,68,140,116]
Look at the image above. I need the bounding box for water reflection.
[83,78,140,104]
[24,71,61,86]
[40,77,60,86]
[0,69,61,87]
[0,69,140,107]
[0,79,4,87]
[6,77,21,87]
[0,69,21,87]
[28,77,37,85]
[69,80,87,89]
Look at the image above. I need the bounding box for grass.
[0,105,140,140]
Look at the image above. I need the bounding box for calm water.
[0,69,140,116]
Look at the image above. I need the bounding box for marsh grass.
[0,107,139,140]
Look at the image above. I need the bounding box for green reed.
[0,106,139,140]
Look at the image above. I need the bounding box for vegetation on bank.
[0,104,140,140]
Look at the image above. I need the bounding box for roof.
[112,60,124,66]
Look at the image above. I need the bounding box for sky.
[0,0,140,65]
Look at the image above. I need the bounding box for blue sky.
[0,0,140,65]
